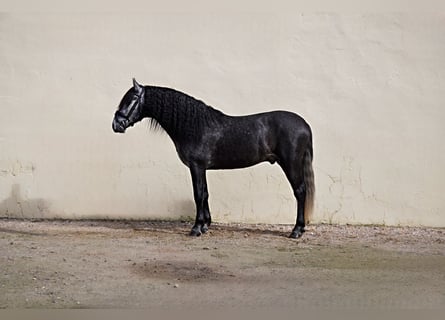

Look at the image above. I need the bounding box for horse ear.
[133,78,143,93]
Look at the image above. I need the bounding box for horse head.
[112,78,145,133]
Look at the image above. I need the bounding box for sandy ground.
[0,219,444,309]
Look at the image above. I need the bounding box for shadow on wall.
[0,184,50,218]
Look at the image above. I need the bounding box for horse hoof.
[289,231,303,239]
[201,224,209,234]
[190,227,202,237]
[289,226,305,239]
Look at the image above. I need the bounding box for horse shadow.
[80,218,290,238]
[0,184,50,219]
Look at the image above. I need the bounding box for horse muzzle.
[112,117,126,133]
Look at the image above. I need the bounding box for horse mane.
[144,86,224,140]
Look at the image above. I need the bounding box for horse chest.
[174,142,212,168]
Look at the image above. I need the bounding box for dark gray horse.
[112,79,314,238]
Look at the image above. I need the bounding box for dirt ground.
[0,219,444,309]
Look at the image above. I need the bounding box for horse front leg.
[201,198,211,234]
[189,165,210,236]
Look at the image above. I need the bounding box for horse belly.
[209,131,269,169]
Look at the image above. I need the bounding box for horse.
[112,79,314,238]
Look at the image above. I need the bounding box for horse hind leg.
[279,160,306,239]
[290,179,306,238]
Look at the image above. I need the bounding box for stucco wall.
[1,13,444,226]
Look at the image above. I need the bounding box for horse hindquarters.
[272,114,313,238]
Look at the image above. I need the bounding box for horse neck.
[142,86,201,141]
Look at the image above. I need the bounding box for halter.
[116,92,143,122]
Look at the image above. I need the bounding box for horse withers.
[112,79,314,238]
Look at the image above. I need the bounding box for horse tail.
[303,146,315,224]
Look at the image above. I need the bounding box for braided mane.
[144,86,224,141]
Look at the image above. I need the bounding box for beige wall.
[1,13,444,226]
